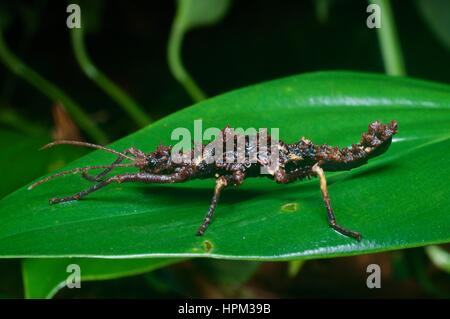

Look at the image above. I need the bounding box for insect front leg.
[311,163,362,241]
[49,171,191,204]
[82,147,143,182]
[81,155,125,182]
[196,171,245,236]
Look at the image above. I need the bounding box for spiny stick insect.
[29,120,398,241]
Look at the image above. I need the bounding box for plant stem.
[370,0,406,76]
[0,27,108,144]
[71,27,152,127]
[288,259,305,278]
[168,17,207,102]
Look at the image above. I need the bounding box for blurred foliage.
[168,0,231,101]
[70,0,152,127]
[0,129,85,198]
[370,0,406,75]
[426,246,450,274]
[0,25,108,143]
[23,257,181,298]
[416,0,450,51]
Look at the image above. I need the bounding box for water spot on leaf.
[202,240,213,253]
[281,202,298,213]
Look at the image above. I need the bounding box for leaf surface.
[0,71,449,260]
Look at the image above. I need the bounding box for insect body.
[29,120,398,241]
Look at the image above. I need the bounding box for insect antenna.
[28,163,137,190]
[41,140,134,161]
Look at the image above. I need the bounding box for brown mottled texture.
[31,121,398,240]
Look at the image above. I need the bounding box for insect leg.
[196,171,245,236]
[49,171,191,204]
[81,155,125,182]
[311,164,362,240]
[81,147,140,182]
[196,176,229,236]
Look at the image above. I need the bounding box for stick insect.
[29,120,398,240]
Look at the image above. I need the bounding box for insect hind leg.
[312,163,362,240]
[50,171,191,205]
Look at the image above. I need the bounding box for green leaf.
[175,0,231,30]
[22,258,180,298]
[0,71,449,260]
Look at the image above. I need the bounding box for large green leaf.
[0,71,449,260]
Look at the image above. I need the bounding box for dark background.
[1,0,448,138]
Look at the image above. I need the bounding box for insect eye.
[148,158,157,167]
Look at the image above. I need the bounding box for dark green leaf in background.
[22,257,180,298]
[0,130,85,199]
[416,0,450,51]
